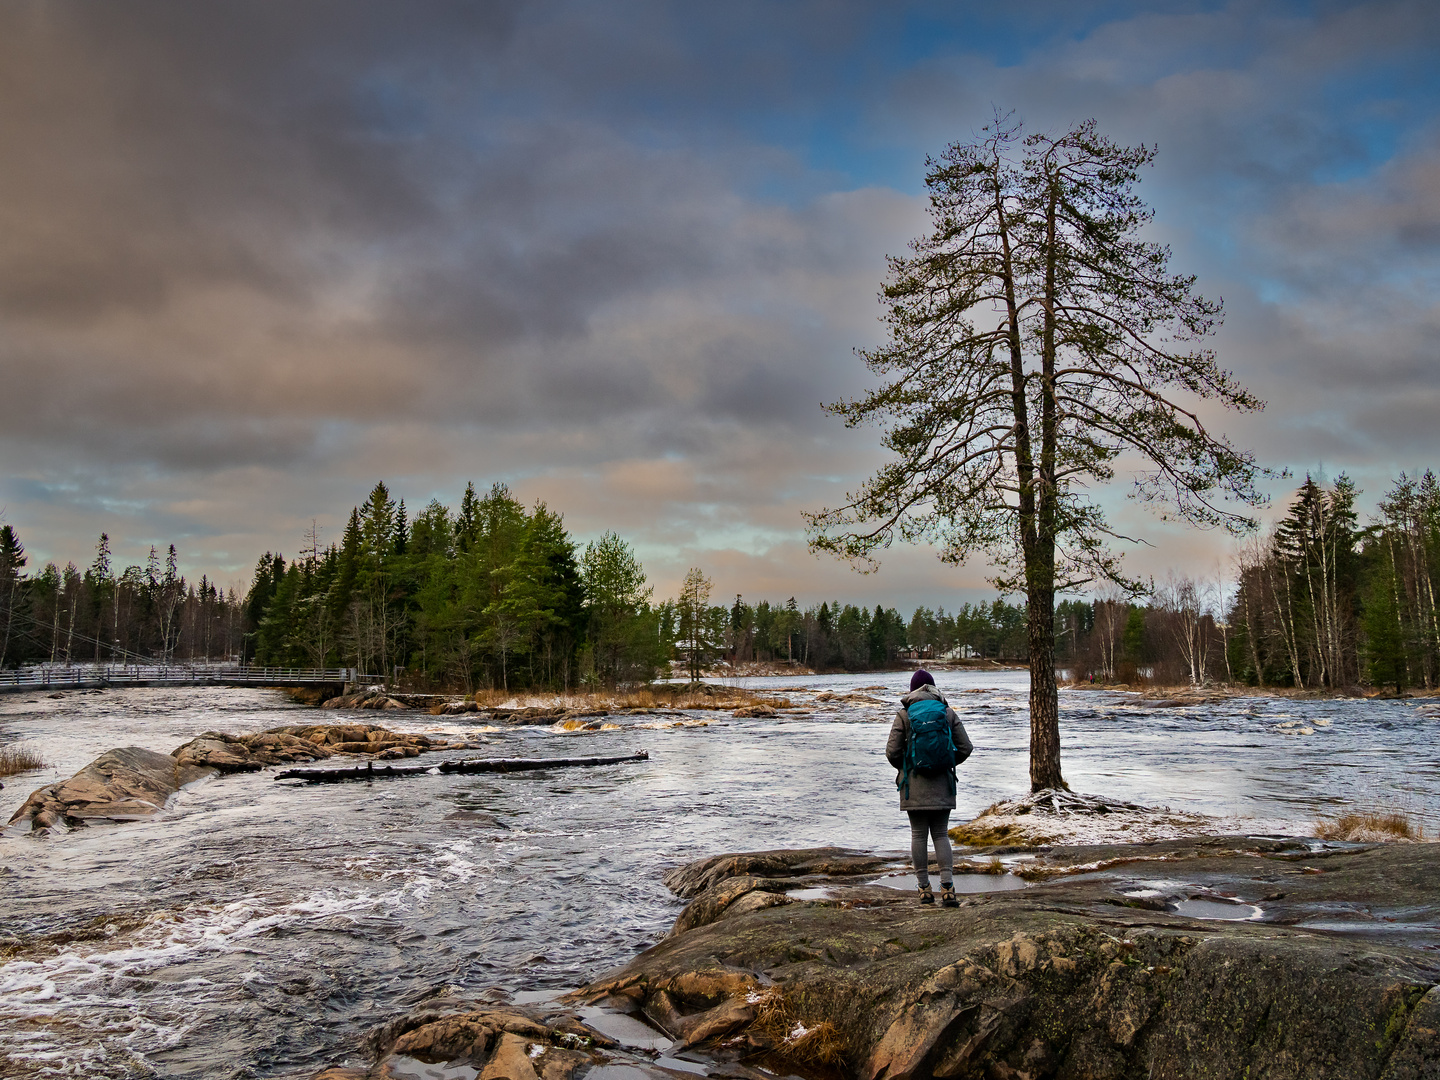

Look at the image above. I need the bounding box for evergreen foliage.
[1046,471,1440,693]
[240,482,657,690]
[0,525,242,668]
[1,467,1436,693]
[1228,472,1440,691]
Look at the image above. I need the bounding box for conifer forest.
[2,470,1437,692]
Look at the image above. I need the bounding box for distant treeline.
[724,597,1027,670]
[238,481,1033,688]
[1046,471,1440,692]
[0,527,241,668]
[3,468,1435,691]
[1230,472,1439,691]
[0,480,1034,684]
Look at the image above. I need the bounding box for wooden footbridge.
[0,665,354,695]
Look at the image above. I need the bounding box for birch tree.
[807,116,1269,791]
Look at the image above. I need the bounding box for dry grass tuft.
[949,820,1030,847]
[1314,811,1423,843]
[0,745,46,778]
[750,989,852,1069]
[953,855,1010,874]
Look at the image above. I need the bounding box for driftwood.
[274,750,649,782]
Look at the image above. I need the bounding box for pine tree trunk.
[1027,582,1063,791]
[1273,562,1304,688]
[1424,558,1439,688]
[1026,178,1066,795]
[1303,564,1326,688]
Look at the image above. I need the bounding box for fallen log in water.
[274,750,649,782]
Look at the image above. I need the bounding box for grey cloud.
[0,1,912,473]
[5,0,1439,602]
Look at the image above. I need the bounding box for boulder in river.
[264,722,435,756]
[430,699,481,715]
[7,746,217,831]
[730,704,777,718]
[321,689,413,711]
[171,730,336,772]
[9,723,437,834]
[310,998,629,1080]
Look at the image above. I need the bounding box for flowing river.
[2,672,1438,1078]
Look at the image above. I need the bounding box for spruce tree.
[0,524,26,668]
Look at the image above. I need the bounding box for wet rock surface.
[664,847,898,899]
[8,723,437,833]
[170,730,332,772]
[308,996,694,1080]
[427,701,615,725]
[5,746,216,831]
[265,722,437,758]
[171,724,437,770]
[321,690,418,711]
[570,840,1440,1080]
[730,705,778,718]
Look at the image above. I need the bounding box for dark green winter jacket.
[885,684,974,811]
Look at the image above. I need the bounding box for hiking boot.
[918,884,935,905]
[940,883,959,908]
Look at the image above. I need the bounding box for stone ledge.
[575,839,1440,1080]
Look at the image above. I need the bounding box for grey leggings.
[908,809,953,888]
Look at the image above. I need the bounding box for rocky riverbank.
[1069,682,1440,705]
[317,838,1440,1079]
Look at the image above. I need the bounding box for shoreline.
[1070,680,1440,701]
[290,673,1440,713]
[316,834,1440,1079]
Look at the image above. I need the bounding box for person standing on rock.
[887,669,973,908]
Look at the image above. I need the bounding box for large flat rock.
[172,724,434,770]
[575,839,1440,1080]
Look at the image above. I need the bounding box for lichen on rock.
[569,840,1440,1079]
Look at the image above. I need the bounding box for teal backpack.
[898,697,957,798]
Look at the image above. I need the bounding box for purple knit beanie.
[909,669,935,691]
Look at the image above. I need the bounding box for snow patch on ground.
[951,789,1252,848]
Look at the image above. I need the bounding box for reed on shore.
[0,745,45,777]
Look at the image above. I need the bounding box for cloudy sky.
[2,0,1438,610]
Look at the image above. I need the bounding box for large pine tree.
[809,116,1269,791]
